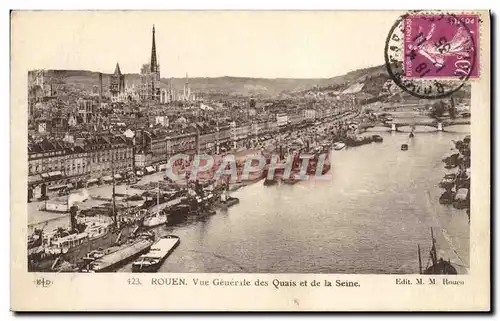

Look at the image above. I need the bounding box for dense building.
[28,70,53,102]
[139,25,161,102]
[28,140,89,199]
[28,140,87,178]
[84,135,134,179]
[27,134,135,200]
[168,132,197,155]
[77,98,97,123]
[180,73,196,101]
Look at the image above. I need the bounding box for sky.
[12,11,401,79]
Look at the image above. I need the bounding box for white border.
[3,0,497,318]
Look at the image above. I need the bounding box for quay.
[25,22,473,275]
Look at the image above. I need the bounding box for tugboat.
[219,186,240,209]
[371,135,383,143]
[418,228,457,274]
[439,189,456,205]
[131,235,180,272]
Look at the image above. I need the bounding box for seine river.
[120,125,471,274]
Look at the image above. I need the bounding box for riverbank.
[438,135,471,222]
[115,127,472,274]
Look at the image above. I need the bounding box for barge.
[132,235,180,272]
[85,235,154,272]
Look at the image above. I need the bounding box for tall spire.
[114,62,121,75]
[150,24,157,72]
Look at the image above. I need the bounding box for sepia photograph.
[25,12,474,274]
[11,9,490,311]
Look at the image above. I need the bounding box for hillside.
[32,64,470,99]
[37,69,340,97]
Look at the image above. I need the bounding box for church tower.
[139,25,161,102]
[150,25,159,74]
[110,62,125,101]
[183,73,191,101]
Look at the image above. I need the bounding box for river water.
[120,125,471,274]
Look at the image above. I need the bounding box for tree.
[430,101,446,119]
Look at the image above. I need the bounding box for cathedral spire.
[114,62,121,75]
[150,25,158,72]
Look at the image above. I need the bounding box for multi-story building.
[134,151,151,169]
[167,132,197,156]
[304,109,317,120]
[134,129,170,168]
[27,134,135,200]
[84,135,134,179]
[147,130,168,164]
[77,98,96,123]
[288,113,304,125]
[28,140,88,199]
[154,115,169,127]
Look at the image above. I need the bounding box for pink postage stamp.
[404,14,479,79]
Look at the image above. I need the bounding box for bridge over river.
[359,112,471,132]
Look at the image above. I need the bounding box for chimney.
[69,205,78,232]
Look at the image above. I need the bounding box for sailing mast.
[156,181,160,212]
[418,244,422,274]
[430,227,438,273]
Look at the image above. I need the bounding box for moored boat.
[282,178,300,185]
[143,213,168,228]
[439,190,456,205]
[143,182,167,227]
[333,142,346,150]
[219,192,240,209]
[28,206,132,272]
[418,228,457,275]
[263,178,279,186]
[372,135,383,143]
[345,136,373,147]
[439,177,455,189]
[86,234,155,272]
[166,203,191,224]
[444,173,457,180]
[453,188,469,209]
[132,235,180,272]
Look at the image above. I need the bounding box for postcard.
[11,10,490,311]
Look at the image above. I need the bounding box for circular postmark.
[384,11,478,99]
